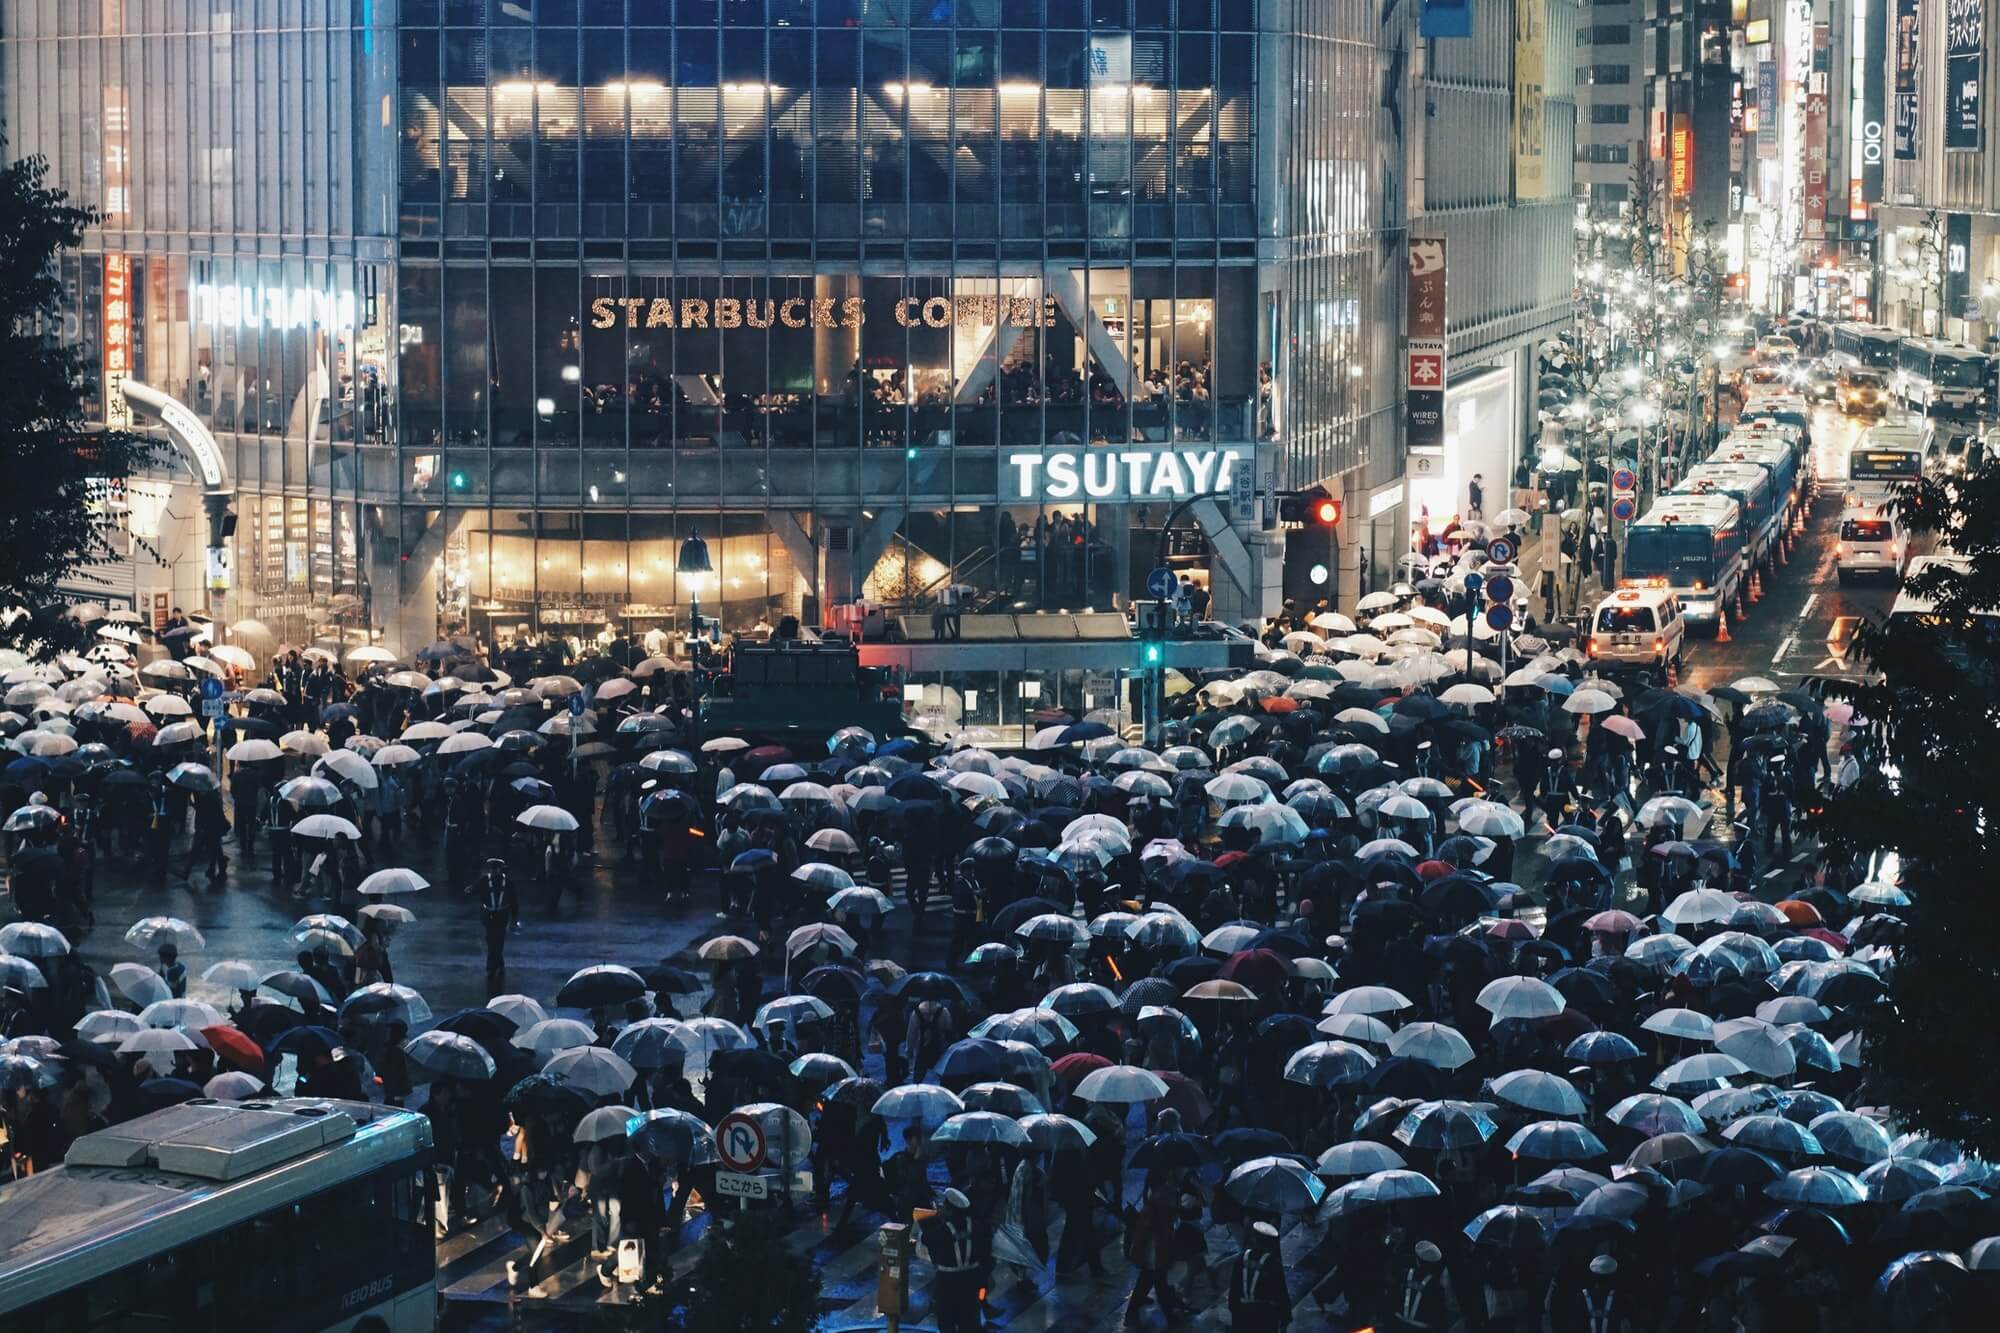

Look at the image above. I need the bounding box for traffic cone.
[1716,606,1732,642]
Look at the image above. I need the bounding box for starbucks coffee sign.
[589,293,1060,331]
[1002,444,1254,504]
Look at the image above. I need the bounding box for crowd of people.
[0,569,1984,1330]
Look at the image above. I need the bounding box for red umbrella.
[743,745,793,770]
[1774,900,1823,927]
[1051,1051,1112,1088]
[1150,1070,1214,1129]
[1416,859,1453,880]
[1213,851,1253,872]
[1217,949,1291,989]
[200,1025,267,1076]
[1259,696,1300,715]
[1801,927,1850,953]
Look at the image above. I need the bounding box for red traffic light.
[1280,485,1341,527]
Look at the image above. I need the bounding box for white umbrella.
[1642,1007,1717,1041]
[517,804,580,832]
[371,744,424,767]
[488,994,550,1029]
[1324,986,1413,1016]
[125,916,206,952]
[0,922,69,958]
[1490,1069,1589,1117]
[1388,1022,1476,1070]
[117,1028,197,1055]
[225,738,282,762]
[574,1104,642,1144]
[405,1030,497,1081]
[1563,689,1617,715]
[1439,683,1494,707]
[107,962,170,1006]
[1073,1064,1170,1104]
[1476,976,1566,1020]
[279,730,330,756]
[346,646,397,664]
[356,867,429,896]
[1664,887,1738,927]
[314,750,379,790]
[292,813,362,841]
[137,998,227,1029]
[512,1017,599,1062]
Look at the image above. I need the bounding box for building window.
[1583,65,1632,85]
[1590,104,1632,124]
[1576,24,1632,46]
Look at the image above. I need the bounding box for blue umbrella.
[3,756,49,783]
[1059,720,1114,744]
[1564,1030,1645,1065]
[934,1037,1014,1084]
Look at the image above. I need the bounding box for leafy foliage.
[676,1209,823,1333]
[1814,465,2000,1158]
[0,143,156,652]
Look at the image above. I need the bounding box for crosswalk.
[436,1186,1341,1330]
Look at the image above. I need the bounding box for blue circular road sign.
[1485,604,1514,632]
[1486,575,1515,606]
[1463,571,1484,596]
[1147,566,1178,600]
[1611,496,1637,521]
[1486,538,1516,565]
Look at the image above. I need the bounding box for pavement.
[34,406,1895,1332]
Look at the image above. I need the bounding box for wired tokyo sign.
[1002,443,1254,504]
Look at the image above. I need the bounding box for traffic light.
[1141,641,1163,666]
[1279,485,1340,527]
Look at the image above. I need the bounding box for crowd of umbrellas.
[0,592,1988,1329]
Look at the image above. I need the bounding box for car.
[1837,368,1890,416]
[1587,587,1686,681]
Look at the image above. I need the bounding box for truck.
[1709,436,1804,536]
[1619,493,1747,633]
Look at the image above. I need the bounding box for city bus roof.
[1888,555,1984,620]
[1831,321,1901,340]
[0,1098,430,1314]
[1900,337,1986,359]
[1633,494,1740,527]
[1677,463,1774,497]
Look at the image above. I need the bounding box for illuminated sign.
[1895,0,1921,159]
[1001,444,1253,504]
[1746,18,1772,42]
[1671,119,1693,198]
[587,293,1058,332]
[102,255,132,428]
[194,283,358,331]
[1852,0,1886,214]
[1947,0,1984,150]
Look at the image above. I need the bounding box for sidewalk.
[1508,515,1606,630]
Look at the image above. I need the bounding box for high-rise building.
[1574,0,1643,216]
[4,0,1574,661]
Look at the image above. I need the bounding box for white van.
[1588,587,1686,679]
[1836,505,1905,583]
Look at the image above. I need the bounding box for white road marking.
[1798,593,1817,621]
[1772,634,1795,666]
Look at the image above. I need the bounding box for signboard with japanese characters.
[1406,239,1447,454]
[1946,0,1984,150]
[103,255,132,429]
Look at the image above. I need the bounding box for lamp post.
[678,530,713,662]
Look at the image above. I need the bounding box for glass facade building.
[4,0,1561,657]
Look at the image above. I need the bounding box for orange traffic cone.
[1716,606,1732,642]
[1750,570,1764,602]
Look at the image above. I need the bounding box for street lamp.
[678,529,712,656]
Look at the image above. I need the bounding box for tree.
[1813,465,2000,1159]
[0,141,155,652]
[676,1210,822,1333]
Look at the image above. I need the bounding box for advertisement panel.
[1946,0,1984,150]
[1894,0,1921,159]
[1406,239,1447,454]
[1804,27,1830,247]
[1756,61,1779,158]
[1513,0,1549,200]
[1945,213,1973,316]
[102,255,132,429]
[1670,116,1693,199]
[1852,0,1886,213]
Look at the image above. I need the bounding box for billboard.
[1513,0,1549,200]
[1894,0,1920,159]
[1406,239,1447,454]
[102,255,132,429]
[1756,60,1779,158]
[1852,0,1886,212]
[1947,0,1984,150]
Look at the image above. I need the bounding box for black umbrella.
[989,897,1069,938]
[1364,1056,1448,1099]
[234,1003,310,1046]
[644,963,706,996]
[268,1025,345,1062]
[1211,1127,1296,1164]
[434,1007,520,1051]
[1130,1131,1215,1170]
[709,1048,789,1087]
[557,965,648,1010]
[892,971,976,1007]
[504,1072,595,1120]
[798,964,866,1002]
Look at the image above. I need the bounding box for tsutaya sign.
[1002,444,1253,505]
[589,293,1060,331]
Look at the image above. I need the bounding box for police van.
[1836,500,1906,584]
[1588,587,1687,680]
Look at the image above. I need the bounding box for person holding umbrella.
[1229,1219,1291,1331]
[188,788,229,883]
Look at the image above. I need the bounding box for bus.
[1621,493,1747,631]
[1675,463,1781,570]
[1895,337,1988,415]
[1846,423,1926,506]
[0,1098,436,1331]
[1711,437,1804,531]
[1827,322,1902,373]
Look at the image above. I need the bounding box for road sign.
[1611,496,1637,521]
[1485,603,1514,632]
[1612,467,1638,493]
[1486,575,1515,606]
[1146,566,1178,600]
[199,675,225,719]
[202,699,226,720]
[1463,571,1483,596]
[1486,537,1516,566]
[570,691,586,717]
[713,1171,770,1201]
[715,1112,768,1172]
[199,676,224,700]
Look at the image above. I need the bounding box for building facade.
[5,0,1568,660]
[1574,0,1643,216]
